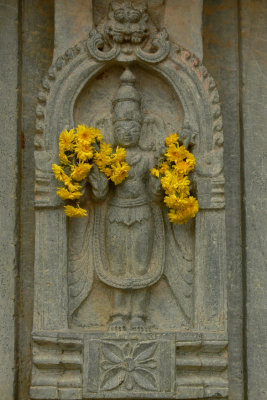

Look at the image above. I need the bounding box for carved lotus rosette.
[100,341,158,391]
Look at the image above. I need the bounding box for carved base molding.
[30,331,228,400]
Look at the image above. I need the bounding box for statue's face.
[114,121,141,147]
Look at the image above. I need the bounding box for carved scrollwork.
[87,1,170,63]
[87,29,120,61]
[135,28,170,63]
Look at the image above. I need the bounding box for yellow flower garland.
[53,128,198,223]
[52,125,130,217]
[151,133,199,224]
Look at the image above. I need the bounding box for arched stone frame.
[31,38,227,399]
[34,38,225,329]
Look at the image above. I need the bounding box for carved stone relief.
[88,0,170,62]
[31,1,227,399]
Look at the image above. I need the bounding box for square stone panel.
[83,333,176,398]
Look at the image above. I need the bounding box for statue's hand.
[149,174,163,201]
[88,164,109,200]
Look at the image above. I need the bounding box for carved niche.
[31,1,227,399]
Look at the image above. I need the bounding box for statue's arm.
[88,164,109,200]
[148,154,163,201]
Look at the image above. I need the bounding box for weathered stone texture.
[18,2,54,399]
[241,1,267,398]
[163,0,203,60]
[29,1,228,399]
[54,0,203,61]
[0,1,19,399]
[0,1,266,399]
[203,1,244,398]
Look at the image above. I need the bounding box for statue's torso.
[111,149,150,202]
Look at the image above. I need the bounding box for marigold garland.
[151,133,199,224]
[52,125,130,217]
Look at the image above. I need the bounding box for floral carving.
[100,341,158,391]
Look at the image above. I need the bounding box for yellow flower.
[57,188,82,200]
[100,142,113,155]
[64,205,87,218]
[110,162,130,185]
[165,143,188,163]
[76,125,103,144]
[150,133,198,224]
[102,167,112,177]
[164,192,189,209]
[94,128,103,143]
[168,209,187,224]
[94,151,112,170]
[151,168,160,178]
[165,133,179,146]
[176,177,190,197]
[52,164,70,183]
[113,146,126,162]
[59,148,70,164]
[160,171,182,195]
[59,129,75,151]
[167,196,199,224]
[71,163,92,181]
[66,180,81,192]
[185,152,196,169]
[159,162,170,175]
[173,161,191,175]
[75,141,94,161]
[62,174,71,187]
[52,164,64,180]
[186,196,199,216]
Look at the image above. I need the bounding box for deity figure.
[68,68,193,330]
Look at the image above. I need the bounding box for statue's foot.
[109,316,126,332]
[130,317,148,332]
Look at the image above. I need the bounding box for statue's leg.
[106,209,127,276]
[131,217,153,276]
[109,289,130,331]
[128,213,153,330]
[130,288,150,331]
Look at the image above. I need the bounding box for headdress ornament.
[113,67,142,123]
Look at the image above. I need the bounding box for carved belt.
[109,196,148,207]
[108,204,151,226]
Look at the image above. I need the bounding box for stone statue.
[68,66,196,331]
[70,67,166,331]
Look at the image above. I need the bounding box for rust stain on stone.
[21,131,25,149]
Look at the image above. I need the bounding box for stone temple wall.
[0,1,266,400]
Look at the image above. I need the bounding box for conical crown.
[113,68,142,123]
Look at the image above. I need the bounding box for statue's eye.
[129,10,141,23]
[114,9,125,23]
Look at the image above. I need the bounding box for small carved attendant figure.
[89,68,165,331]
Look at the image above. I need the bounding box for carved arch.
[34,39,224,328]
[35,41,223,208]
